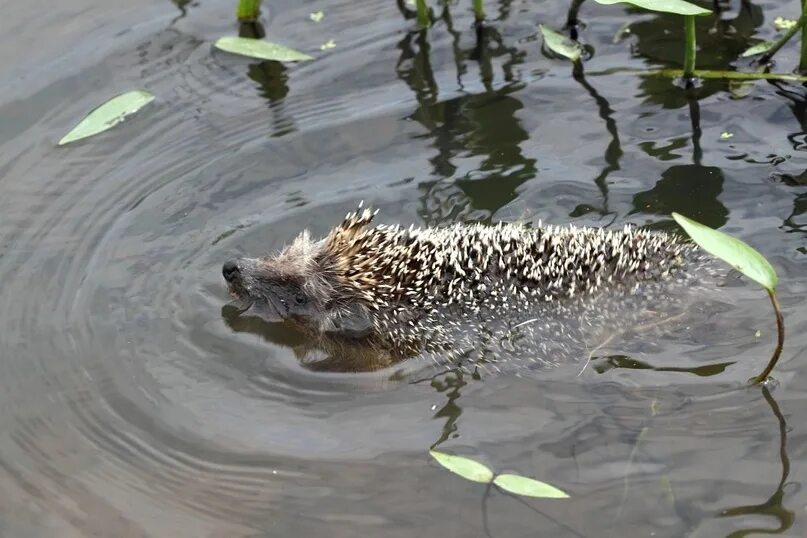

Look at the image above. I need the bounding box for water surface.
[1,0,806,536]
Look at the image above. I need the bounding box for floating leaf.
[741,41,773,57]
[320,39,336,51]
[58,90,154,146]
[592,0,711,16]
[310,10,324,22]
[214,37,313,62]
[539,25,583,62]
[774,16,798,30]
[728,79,754,100]
[672,212,777,292]
[493,474,570,499]
[720,131,734,139]
[430,451,494,483]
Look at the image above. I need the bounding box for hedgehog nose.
[222,260,241,282]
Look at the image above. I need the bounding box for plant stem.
[683,15,697,80]
[416,0,430,27]
[236,0,261,22]
[473,0,485,23]
[751,290,785,384]
[642,68,807,82]
[801,0,807,71]
[759,11,807,64]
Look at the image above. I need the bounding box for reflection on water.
[0,0,806,536]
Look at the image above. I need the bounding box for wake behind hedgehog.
[221,204,724,373]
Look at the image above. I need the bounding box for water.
[0,0,805,536]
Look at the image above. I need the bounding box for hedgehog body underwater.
[222,206,719,372]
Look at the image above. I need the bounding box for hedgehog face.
[222,256,323,323]
[222,230,375,340]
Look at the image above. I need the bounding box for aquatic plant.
[58,90,154,145]
[672,213,784,384]
[430,450,569,498]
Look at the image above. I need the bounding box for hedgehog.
[222,204,717,372]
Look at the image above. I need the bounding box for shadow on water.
[569,62,622,220]
[247,61,294,137]
[394,11,534,224]
[718,386,794,537]
[631,95,729,229]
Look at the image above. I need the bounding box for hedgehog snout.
[222,259,242,283]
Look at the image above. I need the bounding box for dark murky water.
[1,0,806,536]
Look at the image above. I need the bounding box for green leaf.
[741,41,773,57]
[539,25,583,62]
[672,212,778,292]
[430,451,494,483]
[493,473,570,498]
[719,131,734,139]
[774,16,798,30]
[214,37,313,62]
[58,90,154,146]
[309,10,325,22]
[592,0,711,16]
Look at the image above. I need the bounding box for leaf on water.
[672,212,778,292]
[493,474,570,498]
[741,41,773,57]
[728,79,754,100]
[720,131,734,139]
[592,0,711,16]
[539,25,583,62]
[320,39,336,51]
[58,90,155,146]
[430,451,494,483]
[214,36,313,62]
[309,10,324,22]
[774,16,798,30]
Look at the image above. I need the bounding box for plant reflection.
[393,4,534,224]
[717,386,794,537]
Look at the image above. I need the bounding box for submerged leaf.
[539,25,583,62]
[672,212,778,292]
[214,36,313,62]
[430,451,494,483]
[741,41,773,57]
[593,0,711,16]
[493,474,570,498]
[58,90,154,145]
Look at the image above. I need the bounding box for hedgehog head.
[222,207,379,339]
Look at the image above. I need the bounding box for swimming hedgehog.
[222,205,716,371]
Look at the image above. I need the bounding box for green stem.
[644,68,807,82]
[473,0,485,23]
[751,290,785,384]
[416,0,430,27]
[683,15,696,80]
[236,0,261,21]
[759,11,807,64]
[801,0,807,71]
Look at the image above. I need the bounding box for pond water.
[1,0,806,536]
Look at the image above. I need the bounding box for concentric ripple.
[1,0,806,536]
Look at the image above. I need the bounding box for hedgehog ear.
[322,303,374,339]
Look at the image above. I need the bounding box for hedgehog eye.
[294,292,307,305]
